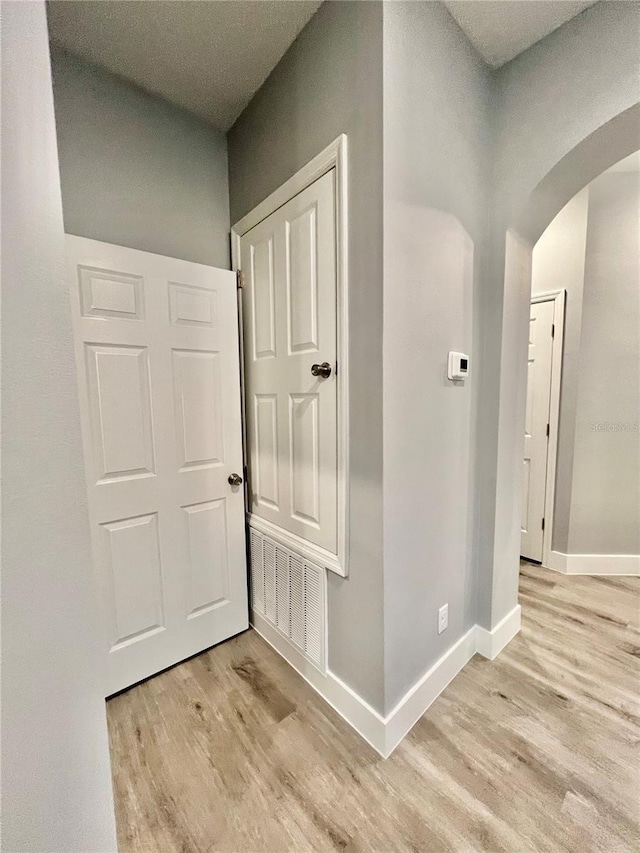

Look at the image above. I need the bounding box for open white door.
[521,299,554,561]
[240,169,338,558]
[67,236,248,695]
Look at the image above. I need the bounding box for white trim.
[248,513,343,578]
[475,604,521,660]
[544,552,640,576]
[252,610,387,755]
[529,289,565,568]
[232,135,350,578]
[231,135,347,239]
[252,611,520,758]
[383,627,477,756]
[545,550,568,573]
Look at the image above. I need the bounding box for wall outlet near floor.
[438,604,449,634]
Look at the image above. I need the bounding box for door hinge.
[546,423,550,438]
[542,517,545,531]
[236,269,244,289]
[551,323,555,338]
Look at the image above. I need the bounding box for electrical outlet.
[438,604,449,634]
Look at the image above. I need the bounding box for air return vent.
[249,528,326,672]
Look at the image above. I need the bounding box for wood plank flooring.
[107,563,640,852]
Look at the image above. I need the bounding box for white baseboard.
[252,611,387,754]
[545,551,639,576]
[252,606,521,759]
[546,550,567,572]
[383,626,477,756]
[475,604,522,660]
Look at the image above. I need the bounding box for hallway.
[108,564,640,852]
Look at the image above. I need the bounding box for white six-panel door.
[521,299,554,561]
[67,236,248,695]
[240,170,338,556]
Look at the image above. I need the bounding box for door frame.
[231,135,350,578]
[529,288,565,568]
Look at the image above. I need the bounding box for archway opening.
[491,103,640,618]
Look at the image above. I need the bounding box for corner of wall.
[227,0,386,715]
[1,3,117,847]
[49,43,231,268]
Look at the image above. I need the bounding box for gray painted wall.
[3,6,636,803]
[531,189,589,552]
[228,0,385,711]
[381,1,491,710]
[570,171,640,554]
[229,0,640,713]
[50,44,231,268]
[1,4,117,849]
[492,2,640,223]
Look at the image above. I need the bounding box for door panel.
[251,237,276,360]
[182,499,230,617]
[240,170,337,554]
[521,299,554,561]
[79,266,144,320]
[85,344,155,481]
[172,349,224,469]
[287,204,319,353]
[254,394,280,509]
[290,393,320,527]
[103,513,164,648]
[67,236,248,695]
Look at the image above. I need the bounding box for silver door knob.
[228,473,243,486]
[311,362,332,379]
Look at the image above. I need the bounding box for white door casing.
[67,236,248,695]
[232,135,349,578]
[238,168,343,574]
[521,299,555,561]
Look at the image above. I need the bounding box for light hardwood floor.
[108,563,640,852]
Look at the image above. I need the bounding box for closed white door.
[521,299,554,561]
[67,236,248,695]
[240,170,337,554]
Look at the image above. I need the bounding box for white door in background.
[67,236,248,696]
[521,299,555,561]
[240,170,337,554]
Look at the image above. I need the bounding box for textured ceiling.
[48,1,604,129]
[444,0,599,68]
[47,1,322,131]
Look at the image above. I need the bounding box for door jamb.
[231,135,350,578]
[530,288,565,568]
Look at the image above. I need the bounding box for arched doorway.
[482,103,640,631]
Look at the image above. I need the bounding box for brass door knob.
[311,362,332,379]
[228,473,243,486]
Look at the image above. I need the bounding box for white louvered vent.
[263,538,276,624]
[250,529,264,613]
[249,528,326,672]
